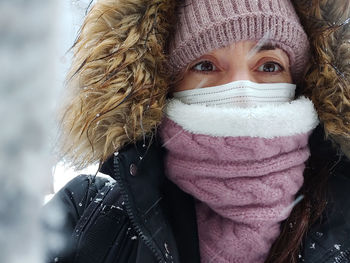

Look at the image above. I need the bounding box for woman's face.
[173,40,292,92]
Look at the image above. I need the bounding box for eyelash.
[190,60,218,74]
[257,61,285,73]
[190,60,285,74]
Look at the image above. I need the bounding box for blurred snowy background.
[0,0,97,262]
[49,0,99,197]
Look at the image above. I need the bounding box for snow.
[334,244,341,250]
[0,0,96,262]
[315,231,324,237]
[0,0,62,261]
[51,161,98,194]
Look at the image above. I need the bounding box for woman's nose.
[224,67,254,83]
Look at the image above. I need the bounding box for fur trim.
[164,97,319,138]
[292,0,350,146]
[58,0,176,169]
[58,0,350,169]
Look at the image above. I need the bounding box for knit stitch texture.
[159,117,312,263]
[168,0,310,81]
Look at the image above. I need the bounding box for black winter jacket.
[45,125,350,263]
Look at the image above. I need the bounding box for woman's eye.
[257,62,284,73]
[191,60,217,72]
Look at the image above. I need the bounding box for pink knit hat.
[168,0,310,81]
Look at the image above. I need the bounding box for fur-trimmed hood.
[293,0,350,158]
[59,0,350,169]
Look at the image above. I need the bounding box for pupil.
[264,63,276,72]
[201,61,213,71]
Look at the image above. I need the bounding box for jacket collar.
[100,137,167,215]
[100,136,200,263]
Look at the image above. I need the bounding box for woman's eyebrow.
[246,42,276,59]
[257,44,276,52]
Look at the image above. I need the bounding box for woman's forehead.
[204,41,288,59]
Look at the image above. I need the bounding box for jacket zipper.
[113,153,165,263]
[333,249,350,263]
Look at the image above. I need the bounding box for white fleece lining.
[164,97,319,138]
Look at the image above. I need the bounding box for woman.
[46,0,350,262]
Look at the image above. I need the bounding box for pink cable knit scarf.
[159,98,319,263]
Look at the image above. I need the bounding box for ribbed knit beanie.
[168,0,310,81]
